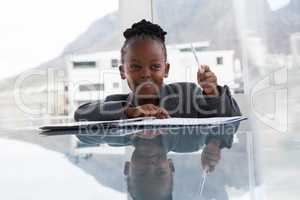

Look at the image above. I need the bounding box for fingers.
[204,72,217,81]
[201,157,219,172]
[199,81,218,96]
[201,153,220,166]
[201,145,221,173]
[200,80,217,90]
[197,65,219,96]
[199,65,210,74]
[137,104,157,116]
[156,107,170,119]
[135,104,170,118]
[198,71,217,83]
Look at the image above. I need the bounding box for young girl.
[74,19,241,172]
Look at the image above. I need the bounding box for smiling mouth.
[139,81,155,86]
[136,81,159,90]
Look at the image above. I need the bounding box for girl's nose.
[141,66,151,79]
[144,156,158,165]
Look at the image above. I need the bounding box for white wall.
[167,49,235,88]
[66,52,122,116]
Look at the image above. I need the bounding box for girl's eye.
[130,64,142,70]
[151,64,161,70]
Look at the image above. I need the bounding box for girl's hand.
[201,139,221,172]
[125,104,170,119]
[197,65,219,96]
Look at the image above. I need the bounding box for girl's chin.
[136,87,159,96]
[135,85,159,95]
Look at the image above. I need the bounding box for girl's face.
[120,39,170,96]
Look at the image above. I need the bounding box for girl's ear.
[164,63,170,78]
[119,65,126,79]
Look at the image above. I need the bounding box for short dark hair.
[130,194,172,200]
[121,19,168,63]
[127,176,173,200]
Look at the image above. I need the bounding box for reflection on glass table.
[76,121,244,200]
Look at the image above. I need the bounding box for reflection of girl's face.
[130,139,172,183]
[132,139,168,165]
[125,140,174,200]
[120,39,169,96]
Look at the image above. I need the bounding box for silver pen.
[195,166,209,199]
[190,43,205,73]
[199,167,208,198]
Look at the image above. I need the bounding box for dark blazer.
[74,82,241,149]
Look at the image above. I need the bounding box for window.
[79,83,104,91]
[179,47,192,52]
[179,46,207,52]
[73,61,96,69]
[216,57,223,65]
[113,82,119,88]
[111,59,119,68]
[195,47,206,51]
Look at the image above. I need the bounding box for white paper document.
[119,116,247,127]
[40,116,247,131]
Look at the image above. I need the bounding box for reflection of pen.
[197,166,209,199]
[200,167,208,197]
[191,43,205,73]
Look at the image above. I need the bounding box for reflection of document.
[39,117,156,131]
[39,116,247,136]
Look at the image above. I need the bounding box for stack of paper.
[39,116,247,136]
[118,116,246,127]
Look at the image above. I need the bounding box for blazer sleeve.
[202,85,241,117]
[74,94,128,122]
[199,85,242,149]
[74,94,128,145]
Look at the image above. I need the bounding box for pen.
[199,166,208,198]
[191,43,205,74]
[194,166,209,199]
